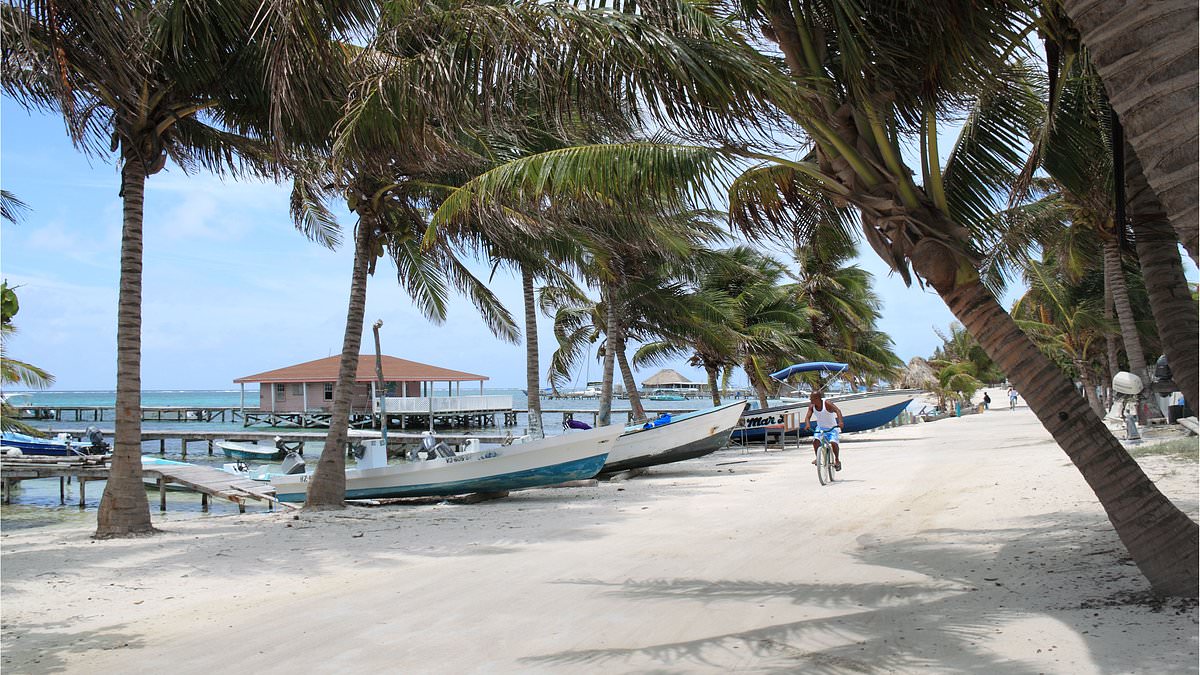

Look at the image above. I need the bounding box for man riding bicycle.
[804,391,845,471]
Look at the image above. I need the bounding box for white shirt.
[811,399,838,428]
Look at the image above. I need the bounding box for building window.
[324,383,334,400]
[290,384,303,396]
[274,383,286,398]
[386,382,397,396]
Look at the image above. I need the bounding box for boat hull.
[602,401,747,474]
[1,432,103,456]
[270,425,623,502]
[731,391,918,442]
[218,441,285,461]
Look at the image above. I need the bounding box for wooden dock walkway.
[45,428,524,460]
[0,455,293,512]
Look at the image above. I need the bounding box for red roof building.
[235,356,488,412]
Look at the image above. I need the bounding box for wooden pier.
[46,428,525,459]
[18,405,519,430]
[14,405,247,423]
[0,454,292,512]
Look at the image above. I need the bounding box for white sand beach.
[2,393,1197,674]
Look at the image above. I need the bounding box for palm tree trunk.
[305,219,373,509]
[596,282,617,427]
[1103,284,1120,409]
[615,336,646,422]
[521,267,543,439]
[95,159,155,538]
[706,364,721,406]
[1125,143,1200,411]
[1059,0,1199,263]
[745,361,770,410]
[1077,361,1105,418]
[1103,238,1149,384]
[911,239,1199,595]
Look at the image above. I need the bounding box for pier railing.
[376,395,513,414]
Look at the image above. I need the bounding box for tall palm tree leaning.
[1058,0,1198,261]
[0,2,301,537]
[735,0,1196,596]
[432,1,1198,595]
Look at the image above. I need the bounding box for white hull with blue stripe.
[732,390,919,442]
[270,425,622,502]
[603,401,747,475]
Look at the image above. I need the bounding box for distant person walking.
[1008,387,1018,410]
[982,392,991,410]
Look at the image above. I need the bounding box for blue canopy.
[769,362,849,381]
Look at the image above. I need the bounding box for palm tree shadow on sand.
[520,510,1198,673]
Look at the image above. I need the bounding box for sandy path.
[2,399,1196,673]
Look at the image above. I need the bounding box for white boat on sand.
[270,425,622,502]
[601,401,747,475]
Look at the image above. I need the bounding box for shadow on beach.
[519,510,1199,674]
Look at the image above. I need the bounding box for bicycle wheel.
[824,445,836,483]
[815,441,829,486]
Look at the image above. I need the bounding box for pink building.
[234,355,488,413]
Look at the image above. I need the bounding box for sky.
[3,98,1012,391]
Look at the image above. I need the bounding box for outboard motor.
[85,426,109,454]
[1153,355,1177,395]
[418,431,453,459]
[281,451,306,475]
[1111,371,1144,440]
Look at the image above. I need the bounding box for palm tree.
[1013,258,1116,417]
[1057,0,1198,261]
[291,158,520,509]
[634,246,821,408]
[0,1,321,537]
[1,282,54,435]
[432,2,1198,594]
[1123,149,1199,411]
[1029,7,1198,412]
[789,228,903,386]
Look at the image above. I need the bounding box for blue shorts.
[814,427,840,444]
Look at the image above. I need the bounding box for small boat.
[1,429,107,456]
[731,362,918,442]
[647,389,687,401]
[270,425,623,502]
[601,401,747,475]
[218,439,286,461]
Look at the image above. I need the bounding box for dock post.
[78,479,86,507]
[158,477,167,512]
[60,476,65,505]
[2,478,10,504]
[201,493,209,512]
[208,440,214,456]
[159,439,166,454]
[181,440,187,460]
[238,502,245,514]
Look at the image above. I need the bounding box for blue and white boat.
[732,362,918,442]
[1,430,107,456]
[601,401,747,475]
[270,424,623,502]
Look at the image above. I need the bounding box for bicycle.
[813,426,837,486]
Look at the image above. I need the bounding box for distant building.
[640,368,706,393]
[234,355,488,412]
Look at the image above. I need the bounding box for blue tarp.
[769,362,849,381]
